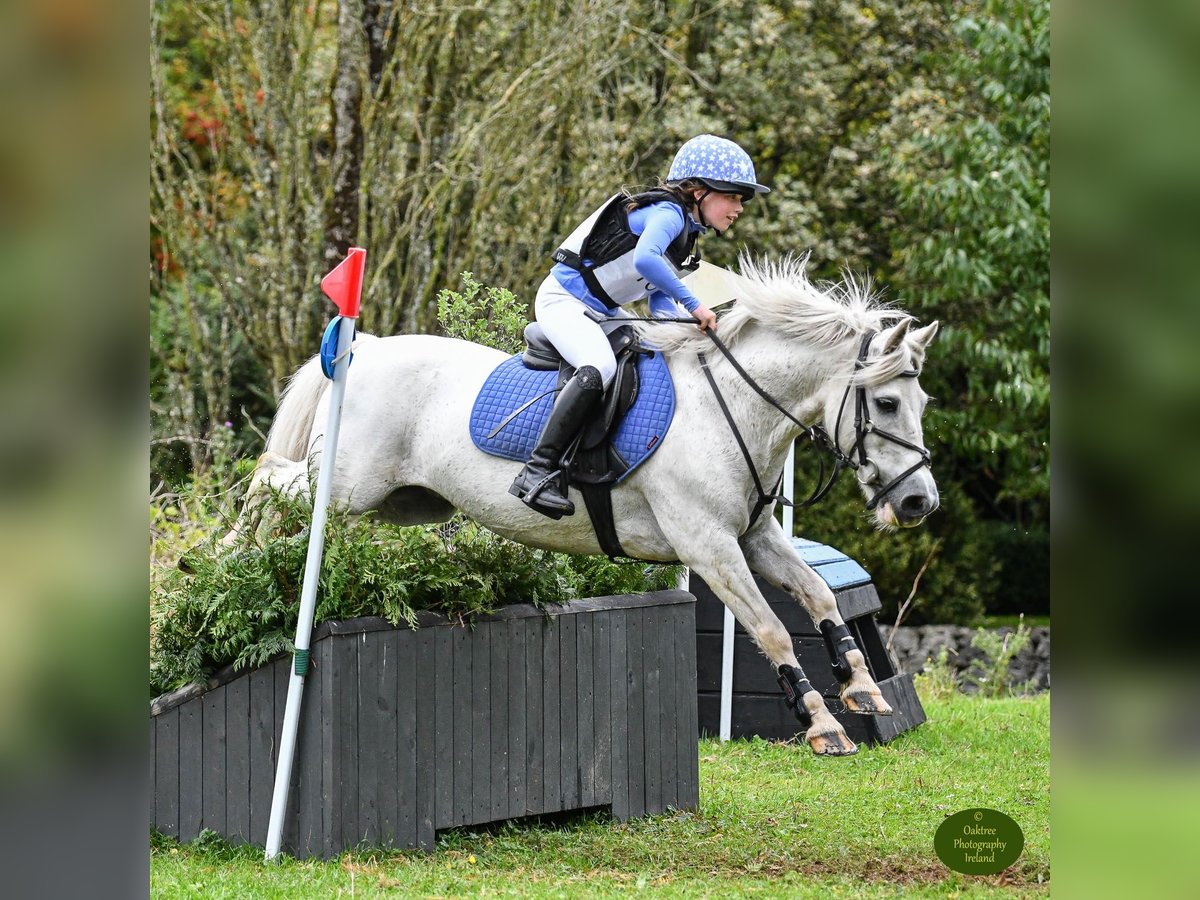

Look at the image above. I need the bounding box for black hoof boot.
[509,366,603,519]
[777,664,815,729]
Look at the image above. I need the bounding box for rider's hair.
[623,179,706,215]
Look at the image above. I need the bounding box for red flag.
[320,247,366,318]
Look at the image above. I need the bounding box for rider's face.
[696,191,745,233]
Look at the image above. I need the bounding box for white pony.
[242,256,939,756]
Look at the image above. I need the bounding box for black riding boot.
[509,365,604,518]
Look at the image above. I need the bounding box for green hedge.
[150,492,682,696]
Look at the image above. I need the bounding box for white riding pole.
[719,605,735,741]
[265,249,365,861]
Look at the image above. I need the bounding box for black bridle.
[828,330,932,510]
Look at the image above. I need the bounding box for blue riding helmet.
[667,134,770,200]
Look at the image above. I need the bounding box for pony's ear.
[907,320,940,368]
[881,319,911,355]
[910,321,940,349]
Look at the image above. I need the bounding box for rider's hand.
[692,304,718,332]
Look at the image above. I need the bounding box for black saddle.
[519,315,648,556]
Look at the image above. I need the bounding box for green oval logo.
[934,808,1024,875]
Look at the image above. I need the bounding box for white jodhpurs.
[534,276,629,388]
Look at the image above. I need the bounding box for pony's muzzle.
[893,469,939,525]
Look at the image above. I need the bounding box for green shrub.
[912,646,960,703]
[435,271,528,354]
[963,616,1038,698]
[151,491,682,696]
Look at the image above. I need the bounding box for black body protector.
[551,191,702,308]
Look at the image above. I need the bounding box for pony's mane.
[634,253,915,383]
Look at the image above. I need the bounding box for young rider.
[510,134,770,518]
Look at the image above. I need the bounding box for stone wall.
[884,625,1050,693]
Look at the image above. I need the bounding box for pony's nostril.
[900,494,930,517]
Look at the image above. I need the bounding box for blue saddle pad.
[470,352,675,482]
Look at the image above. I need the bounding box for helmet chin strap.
[693,188,713,228]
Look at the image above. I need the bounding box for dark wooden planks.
[608,608,629,821]
[657,605,678,813]
[451,625,472,826]
[275,655,301,854]
[625,607,646,820]
[149,722,156,833]
[675,602,700,811]
[489,624,509,823]
[178,698,203,841]
[576,613,595,809]
[433,626,454,829]
[358,631,382,846]
[224,674,250,843]
[299,642,327,856]
[541,617,561,815]
[524,620,543,815]
[154,707,179,837]
[506,619,527,821]
[248,665,274,846]
[470,625,491,826]
[414,627,437,850]
[200,684,226,838]
[558,613,578,812]
[336,636,360,852]
[592,610,612,808]
[394,628,417,851]
[691,564,923,748]
[150,591,700,858]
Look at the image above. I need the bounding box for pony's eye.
[875,397,899,413]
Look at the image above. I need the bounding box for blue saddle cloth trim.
[470,352,675,482]
[320,317,355,379]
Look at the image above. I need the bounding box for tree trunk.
[325,0,368,269]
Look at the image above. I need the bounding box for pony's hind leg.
[742,519,893,717]
[680,533,858,757]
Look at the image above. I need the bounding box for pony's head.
[822,318,941,529]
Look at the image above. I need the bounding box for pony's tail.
[264,334,377,461]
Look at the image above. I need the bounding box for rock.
[885,624,1050,693]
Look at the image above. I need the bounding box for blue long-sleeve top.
[550,201,707,317]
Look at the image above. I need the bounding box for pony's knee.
[752,620,794,663]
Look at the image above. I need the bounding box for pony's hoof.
[808,730,859,757]
[843,690,893,716]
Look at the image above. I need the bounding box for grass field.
[151,692,1049,897]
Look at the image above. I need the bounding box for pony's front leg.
[682,536,858,757]
[742,520,893,716]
